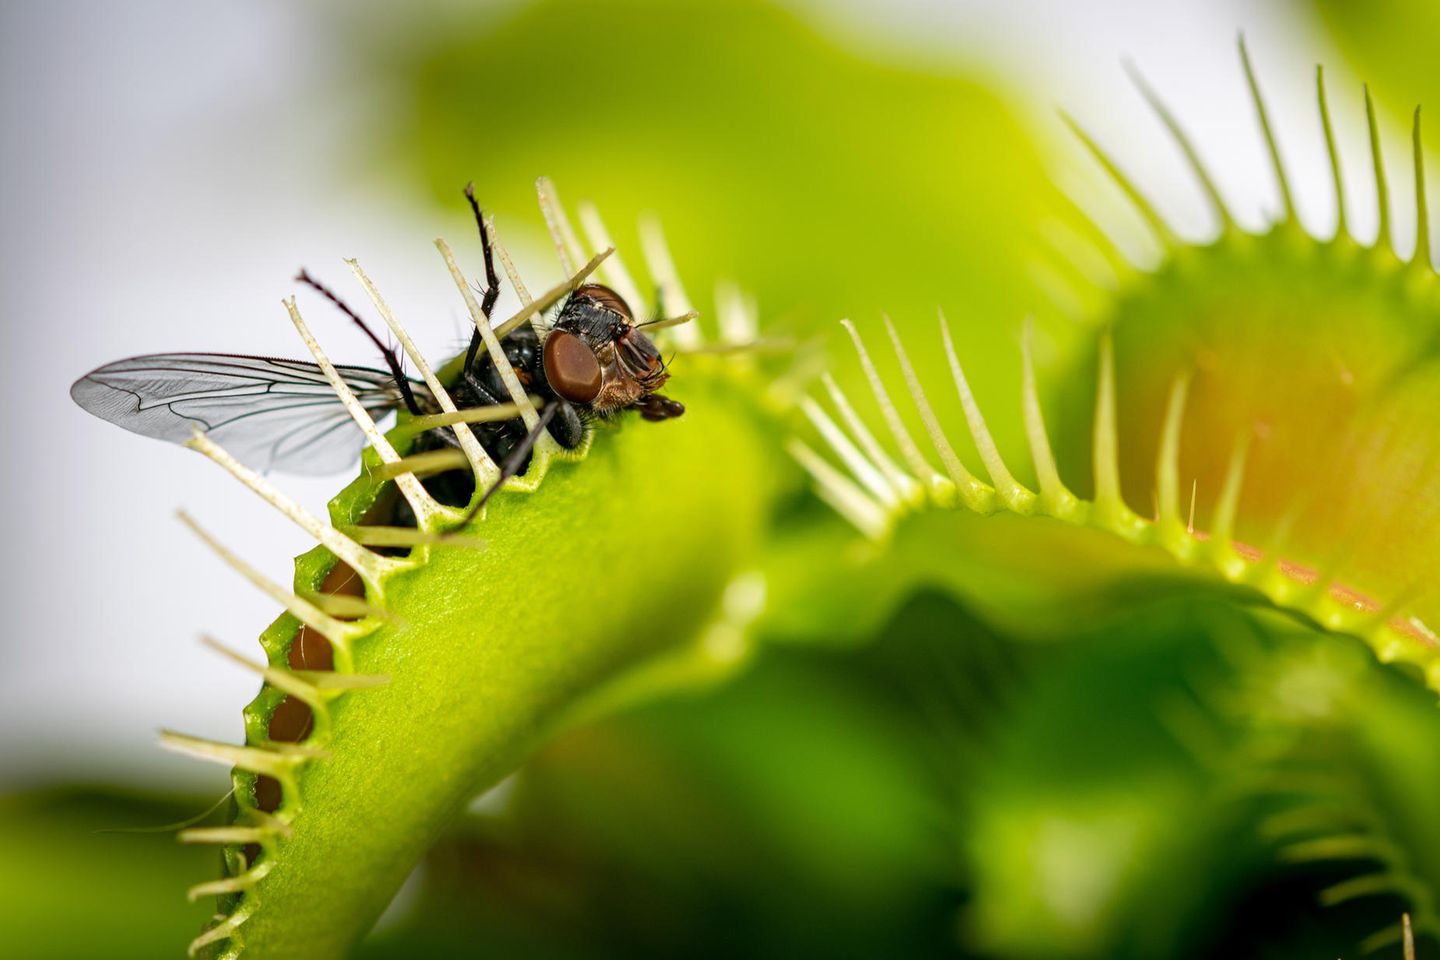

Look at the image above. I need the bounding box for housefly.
[70,187,685,510]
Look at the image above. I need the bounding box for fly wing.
[71,353,426,475]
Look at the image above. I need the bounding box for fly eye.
[543,329,603,404]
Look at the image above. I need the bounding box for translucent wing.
[71,353,426,475]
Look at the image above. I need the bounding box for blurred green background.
[6,0,1438,956]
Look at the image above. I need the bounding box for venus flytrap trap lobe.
[78,183,776,959]
[790,46,1440,953]
[794,45,1440,699]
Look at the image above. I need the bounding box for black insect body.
[403,281,683,514]
[70,189,685,513]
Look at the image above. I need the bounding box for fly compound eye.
[543,329,603,404]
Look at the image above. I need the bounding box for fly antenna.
[295,269,422,416]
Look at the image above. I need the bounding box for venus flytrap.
[792,45,1440,694]
[155,186,778,959]
[781,46,1440,950]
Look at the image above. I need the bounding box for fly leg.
[461,368,507,409]
[458,367,529,460]
[296,269,424,415]
[461,402,560,522]
[462,182,504,375]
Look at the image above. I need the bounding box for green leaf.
[172,278,780,955]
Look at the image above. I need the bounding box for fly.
[70,185,686,511]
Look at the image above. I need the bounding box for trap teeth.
[183,434,397,589]
[348,256,497,487]
[435,237,540,431]
[286,296,444,528]
[176,510,360,656]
